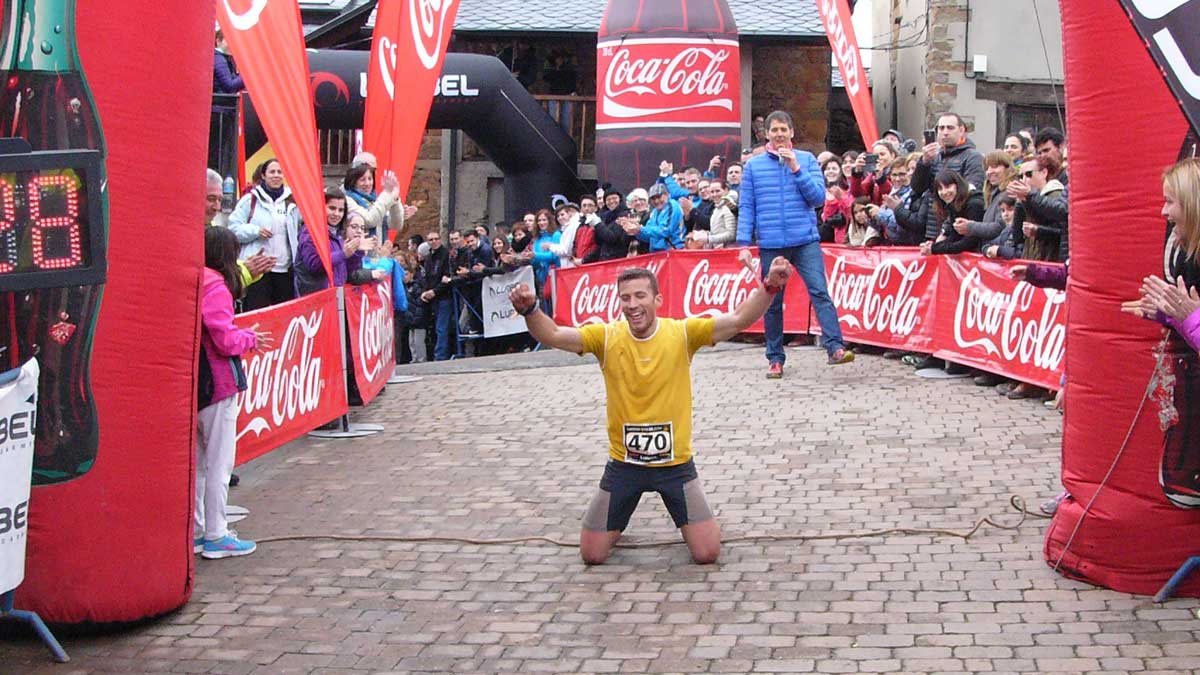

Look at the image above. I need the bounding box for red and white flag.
[817,0,879,147]
[217,0,333,277]
[364,0,459,196]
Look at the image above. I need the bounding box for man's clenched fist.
[509,282,537,315]
[765,256,791,288]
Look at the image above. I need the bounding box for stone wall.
[750,44,830,153]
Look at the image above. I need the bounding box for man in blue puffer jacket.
[736,110,854,377]
[633,183,685,251]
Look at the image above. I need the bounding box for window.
[1005,104,1064,139]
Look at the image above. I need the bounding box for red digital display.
[0,167,90,274]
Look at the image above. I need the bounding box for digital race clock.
[0,143,104,292]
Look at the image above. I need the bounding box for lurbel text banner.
[665,249,808,332]
[344,279,396,406]
[234,288,348,465]
[365,0,459,196]
[553,252,671,327]
[933,255,1066,390]
[0,359,38,594]
[217,0,333,279]
[482,266,536,338]
[813,245,938,353]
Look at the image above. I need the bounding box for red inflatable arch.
[12,1,210,622]
[1046,0,1200,596]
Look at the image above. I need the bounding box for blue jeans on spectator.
[434,296,456,361]
[760,241,844,365]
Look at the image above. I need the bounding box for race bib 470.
[622,422,674,465]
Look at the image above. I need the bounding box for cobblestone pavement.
[3,345,1199,674]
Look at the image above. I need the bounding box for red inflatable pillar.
[13,0,210,622]
[1046,0,1200,596]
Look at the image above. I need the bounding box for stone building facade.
[871,0,1064,151]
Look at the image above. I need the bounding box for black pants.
[243,270,295,312]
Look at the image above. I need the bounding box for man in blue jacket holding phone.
[736,110,854,377]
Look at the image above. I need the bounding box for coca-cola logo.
[377,36,398,99]
[683,258,757,317]
[356,283,395,384]
[568,260,666,325]
[953,268,1066,370]
[827,257,927,336]
[600,40,737,120]
[236,310,326,441]
[409,0,457,71]
[223,0,269,31]
[819,0,861,95]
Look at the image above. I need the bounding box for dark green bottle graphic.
[0,0,108,485]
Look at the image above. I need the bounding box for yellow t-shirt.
[579,317,715,466]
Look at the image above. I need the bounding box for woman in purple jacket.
[294,189,382,295]
[197,228,270,559]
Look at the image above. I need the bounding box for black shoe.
[229,473,240,487]
[909,355,940,370]
[973,373,1002,387]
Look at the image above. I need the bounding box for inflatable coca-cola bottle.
[596,0,741,189]
[0,0,108,485]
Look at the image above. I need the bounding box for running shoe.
[827,349,855,365]
[201,532,257,559]
[766,362,783,379]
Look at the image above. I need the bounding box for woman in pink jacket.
[196,227,271,558]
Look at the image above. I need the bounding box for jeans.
[760,241,844,364]
[434,296,456,361]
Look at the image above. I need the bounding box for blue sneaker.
[193,536,204,554]
[201,532,256,559]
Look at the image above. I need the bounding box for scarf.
[259,183,285,202]
[344,188,377,209]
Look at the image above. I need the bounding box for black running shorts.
[581,459,713,532]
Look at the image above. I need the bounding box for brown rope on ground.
[253,495,1046,549]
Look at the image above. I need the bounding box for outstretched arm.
[711,250,791,343]
[509,282,584,353]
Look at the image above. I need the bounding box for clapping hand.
[244,253,275,277]
[380,171,400,196]
[1140,275,1200,322]
[249,323,274,351]
[1007,179,1031,201]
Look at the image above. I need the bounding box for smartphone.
[923,129,937,144]
[863,152,878,174]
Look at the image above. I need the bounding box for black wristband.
[517,304,539,317]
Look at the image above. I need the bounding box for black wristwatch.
[517,304,539,317]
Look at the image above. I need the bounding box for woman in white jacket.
[228,158,299,310]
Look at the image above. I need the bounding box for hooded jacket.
[228,183,299,269]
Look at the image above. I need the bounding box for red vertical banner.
[344,279,396,405]
[364,0,459,195]
[816,0,878,147]
[217,0,332,278]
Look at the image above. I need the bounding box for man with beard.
[509,253,792,564]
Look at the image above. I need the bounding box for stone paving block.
[3,348,1199,674]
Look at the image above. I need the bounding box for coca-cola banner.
[665,249,808,332]
[344,279,396,406]
[552,249,1066,389]
[217,0,333,278]
[819,246,937,352]
[934,255,1066,391]
[553,253,670,326]
[363,0,459,195]
[816,0,879,147]
[234,288,348,465]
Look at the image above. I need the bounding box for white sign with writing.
[0,358,39,594]
[482,266,536,338]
